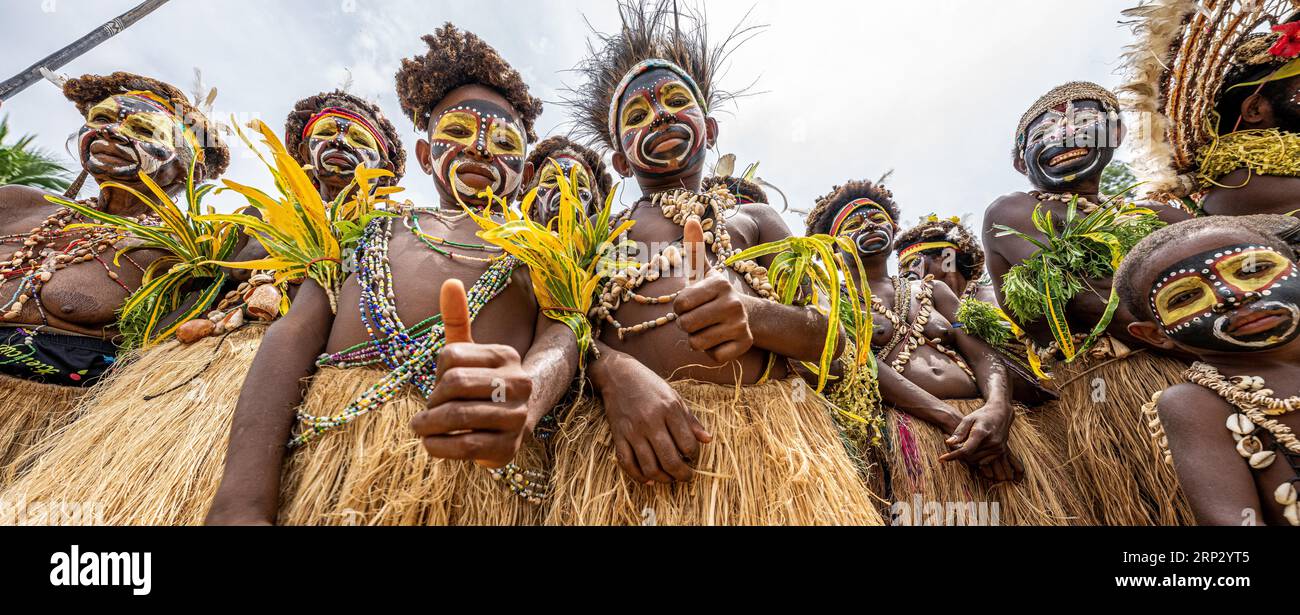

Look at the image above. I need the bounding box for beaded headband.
[301,106,390,155]
[120,90,205,163]
[829,198,891,237]
[606,59,710,147]
[898,241,959,267]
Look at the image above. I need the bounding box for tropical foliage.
[0,116,72,191]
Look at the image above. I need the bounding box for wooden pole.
[0,0,173,102]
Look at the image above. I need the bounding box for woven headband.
[302,106,390,155]
[607,59,709,147]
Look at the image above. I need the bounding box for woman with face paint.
[542,0,881,526]
[2,90,408,525]
[807,181,1081,525]
[982,82,1195,526]
[522,136,612,225]
[207,24,582,526]
[1118,215,1300,526]
[1123,3,1300,217]
[0,72,230,482]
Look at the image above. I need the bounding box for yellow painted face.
[432,110,479,147]
[1151,246,1295,328]
[1153,276,1217,328]
[307,117,380,153]
[85,96,178,148]
[537,156,592,193]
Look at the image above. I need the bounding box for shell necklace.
[871,276,975,380]
[1186,362,1300,526]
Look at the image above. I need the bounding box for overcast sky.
[1,0,1140,233]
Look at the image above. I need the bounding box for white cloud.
[2,0,1139,234]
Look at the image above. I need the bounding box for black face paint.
[616,68,709,180]
[426,99,527,205]
[530,154,595,225]
[304,112,386,186]
[1021,99,1119,190]
[79,95,186,182]
[1150,244,1300,352]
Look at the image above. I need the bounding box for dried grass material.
[544,379,885,526]
[2,326,265,525]
[1041,351,1195,526]
[883,399,1083,526]
[278,367,543,526]
[0,375,84,486]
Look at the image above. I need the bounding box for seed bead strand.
[872,276,976,381]
[293,217,517,447]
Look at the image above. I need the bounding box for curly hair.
[63,71,230,179]
[805,180,901,236]
[284,90,406,186]
[563,0,760,151]
[1116,214,1300,321]
[895,216,985,281]
[524,136,613,203]
[703,175,768,205]
[395,23,543,142]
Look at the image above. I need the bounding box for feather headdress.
[1120,0,1299,198]
[564,0,763,151]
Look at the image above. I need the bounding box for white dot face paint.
[1150,244,1300,352]
[427,99,527,204]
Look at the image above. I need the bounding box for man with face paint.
[806,181,1080,525]
[983,82,1195,526]
[1,89,410,525]
[896,215,996,304]
[286,90,406,203]
[208,24,579,526]
[0,72,229,478]
[522,136,612,225]
[543,0,881,526]
[1119,215,1300,526]
[1123,6,1300,217]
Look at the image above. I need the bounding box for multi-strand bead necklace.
[871,276,975,380]
[0,203,153,324]
[404,208,504,264]
[296,215,518,447]
[1186,362,1300,526]
[590,186,775,340]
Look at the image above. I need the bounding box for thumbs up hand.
[412,279,534,469]
[672,218,754,365]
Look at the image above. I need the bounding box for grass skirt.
[544,379,885,526]
[1037,351,1194,526]
[883,399,1082,526]
[277,367,544,526]
[1,327,264,525]
[0,375,84,487]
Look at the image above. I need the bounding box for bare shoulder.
[0,184,53,210]
[983,191,1037,229]
[734,202,793,245]
[1157,382,1234,432]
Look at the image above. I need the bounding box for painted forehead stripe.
[607,59,709,146]
[433,105,523,162]
[1150,245,1298,331]
[830,198,892,237]
[302,107,389,154]
[110,91,204,163]
[899,241,959,267]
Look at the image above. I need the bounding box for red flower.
[1270,22,1300,59]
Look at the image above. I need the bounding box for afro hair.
[703,175,769,205]
[805,180,901,236]
[395,23,543,142]
[63,71,230,180]
[525,135,614,204]
[284,90,406,186]
[1116,214,1300,321]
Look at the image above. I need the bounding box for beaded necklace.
[295,216,518,447]
[404,208,504,264]
[871,276,975,380]
[591,186,775,340]
[1185,362,1299,526]
[0,202,153,324]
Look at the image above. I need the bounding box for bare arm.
[877,365,963,435]
[933,281,1011,409]
[521,313,580,433]
[206,279,334,525]
[1158,384,1265,526]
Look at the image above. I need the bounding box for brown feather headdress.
[1120,0,1299,198]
